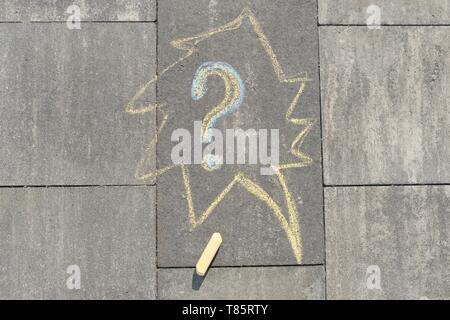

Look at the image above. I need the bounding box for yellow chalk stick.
[196,233,222,276]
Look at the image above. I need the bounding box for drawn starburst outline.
[125,7,316,264]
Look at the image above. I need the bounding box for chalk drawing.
[125,7,315,264]
[191,61,244,170]
[191,61,245,144]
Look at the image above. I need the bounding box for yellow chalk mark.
[196,232,223,276]
[182,165,302,264]
[282,81,316,168]
[126,7,310,115]
[133,105,175,182]
[170,7,310,84]
[125,7,316,264]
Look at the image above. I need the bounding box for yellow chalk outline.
[126,7,316,264]
[181,165,302,263]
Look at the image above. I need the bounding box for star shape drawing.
[125,7,315,264]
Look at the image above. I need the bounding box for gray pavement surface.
[0,187,155,299]
[0,0,448,300]
[319,0,450,25]
[325,186,450,299]
[320,27,450,185]
[159,266,325,299]
[0,23,155,185]
[156,0,324,267]
[0,0,156,21]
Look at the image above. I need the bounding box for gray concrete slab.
[158,266,325,300]
[0,186,156,299]
[156,0,324,267]
[0,23,156,185]
[319,0,450,25]
[0,0,156,22]
[320,27,450,185]
[325,186,450,300]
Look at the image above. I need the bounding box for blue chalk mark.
[191,61,245,144]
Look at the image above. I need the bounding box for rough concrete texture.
[0,187,156,299]
[319,0,450,25]
[159,266,325,300]
[155,0,324,267]
[325,186,450,300]
[320,27,450,185]
[0,0,448,301]
[0,0,156,21]
[0,23,156,185]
